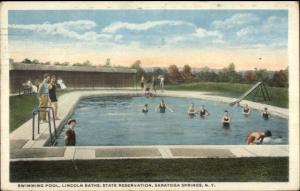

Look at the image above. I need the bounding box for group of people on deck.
[37,73,60,123]
[140,75,165,97]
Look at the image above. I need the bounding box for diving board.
[230,81,270,105]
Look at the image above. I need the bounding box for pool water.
[56,96,288,146]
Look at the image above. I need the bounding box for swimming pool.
[55,96,288,146]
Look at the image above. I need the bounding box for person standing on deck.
[38,73,51,123]
[151,76,157,92]
[159,75,165,91]
[65,119,76,146]
[48,75,60,120]
[140,76,145,90]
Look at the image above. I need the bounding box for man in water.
[65,119,76,146]
[155,99,173,113]
[247,130,272,145]
[261,107,270,119]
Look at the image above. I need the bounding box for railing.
[32,106,57,145]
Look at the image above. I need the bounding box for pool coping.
[9,90,289,161]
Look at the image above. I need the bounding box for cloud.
[194,27,223,39]
[236,16,287,38]
[102,20,195,33]
[9,20,113,41]
[211,13,259,29]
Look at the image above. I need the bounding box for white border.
[1,1,299,191]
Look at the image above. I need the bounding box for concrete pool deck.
[9,90,289,161]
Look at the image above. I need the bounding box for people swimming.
[155,99,173,113]
[242,104,251,115]
[199,105,209,117]
[187,103,197,116]
[261,107,270,120]
[222,110,230,127]
[142,104,149,113]
[246,130,272,145]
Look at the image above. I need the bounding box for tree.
[21,58,32,64]
[168,64,183,83]
[32,59,39,64]
[272,70,288,87]
[130,60,145,79]
[196,67,218,82]
[181,64,193,81]
[254,68,269,82]
[83,60,92,66]
[244,70,256,82]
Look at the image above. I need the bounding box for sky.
[8,10,288,70]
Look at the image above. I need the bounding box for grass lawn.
[165,82,288,108]
[9,90,71,133]
[10,157,288,182]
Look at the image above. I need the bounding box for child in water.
[222,110,230,127]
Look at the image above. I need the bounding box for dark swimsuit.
[200,109,206,116]
[142,108,148,113]
[244,108,249,113]
[159,104,166,113]
[48,83,57,102]
[223,117,230,126]
[263,112,269,119]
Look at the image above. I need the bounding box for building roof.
[9,63,137,74]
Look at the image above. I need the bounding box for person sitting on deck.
[187,103,197,116]
[246,130,272,145]
[142,104,149,113]
[65,119,76,146]
[155,99,173,113]
[221,110,230,127]
[261,107,270,120]
[242,104,251,115]
[199,105,209,117]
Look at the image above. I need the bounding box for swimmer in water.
[222,110,230,127]
[261,107,270,120]
[242,104,251,115]
[142,104,149,113]
[187,103,197,116]
[198,105,209,117]
[246,130,272,145]
[155,99,173,113]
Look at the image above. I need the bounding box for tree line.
[20,58,114,67]
[131,60,288,88]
